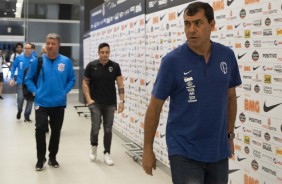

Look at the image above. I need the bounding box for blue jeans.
[169,155,228,184]
[88,103,115,154]
[16,84,33,119]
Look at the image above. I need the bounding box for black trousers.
[35,106,65,161]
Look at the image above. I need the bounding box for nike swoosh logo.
[145,18,151,24]
[253,66,260,71]
[227,0,235,6]
[219,26,224,30]
[235,23,241,28]
[235,126,240,129]
[238,53,247,59]
[160,14,165,21]
[146,81,151,86]
[160,134,166,138]
[263,101,282,112]
[237,156,246,162]
[160,123,164,126]
[135,78,139,82]
[228,169,240,174]
[177,9,184,17]
[236,96,240,99]
[184,70,192,75]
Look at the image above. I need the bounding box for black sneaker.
[0,96,3,99]
[48,159,59,168]
[24,118,32,123]
[35,158,46,171]
[16,112,21,119]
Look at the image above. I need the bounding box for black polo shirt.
[84,60,122,106]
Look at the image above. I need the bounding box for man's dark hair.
[184,2,214,23]
[15,42,23,48]
[98,43,110,52]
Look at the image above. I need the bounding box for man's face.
[24,44,33,57]
[16,45,23,54]
[183,9,215,50]
[46,38,60,55]
[98,46,110,62]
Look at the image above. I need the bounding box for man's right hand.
[9,79,15,87]
[142,148,156,175]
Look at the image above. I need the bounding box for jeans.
[35,106,65,161]
[89,103,115,154]
[169,155,228,184]
[16,84,33,118]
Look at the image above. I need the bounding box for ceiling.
[0,0,80,18]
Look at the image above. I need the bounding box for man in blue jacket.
[9,43,35,122]
[25,33,76,171]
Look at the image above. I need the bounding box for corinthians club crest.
[108,66,113,72]
[58,63,65,72]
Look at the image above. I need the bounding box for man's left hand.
[118,102,124,113]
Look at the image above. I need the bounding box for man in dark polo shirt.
[82,43,125,166]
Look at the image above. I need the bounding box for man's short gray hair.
[46,33,61,43]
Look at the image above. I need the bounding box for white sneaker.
[104,153,114,166]
[90,146,97,162]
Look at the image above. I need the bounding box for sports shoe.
[24,118,32,123]
[90,146,97,162]
[48,159,59,168]
[35,158,46,171]
[16,112,21,119]
[104,153,114,166]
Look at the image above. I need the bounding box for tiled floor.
[0,93,171,184]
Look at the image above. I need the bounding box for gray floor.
[0,93,171,184]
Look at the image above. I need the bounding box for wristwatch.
[228,132,235,140]
[120,100,125,103]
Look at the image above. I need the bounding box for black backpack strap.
[35,57,43,84]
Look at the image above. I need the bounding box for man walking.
[9,43,35,122]
[82,43,125,166]
[25,33,76,171]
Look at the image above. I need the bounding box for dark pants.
[35,106,65,161]
[89,103,115,154]
[169,155,228,184]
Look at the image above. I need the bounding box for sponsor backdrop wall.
[87,0,282,183]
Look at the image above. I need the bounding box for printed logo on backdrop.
[254,85,260,93]
[244,174,259,184]
[263,142,272,152]
[239,9,246,19]
[245,99,260,113]
[262,165,277,177]
[244,146,250,154]
[264,132,271,141]
[239,112,246,123]
[251,160,259,171]
[265,17,271,26]
[252,51,259,61]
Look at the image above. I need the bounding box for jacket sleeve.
[64,60,76,94]
[25,60,37,93]
[10,57,19,79]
